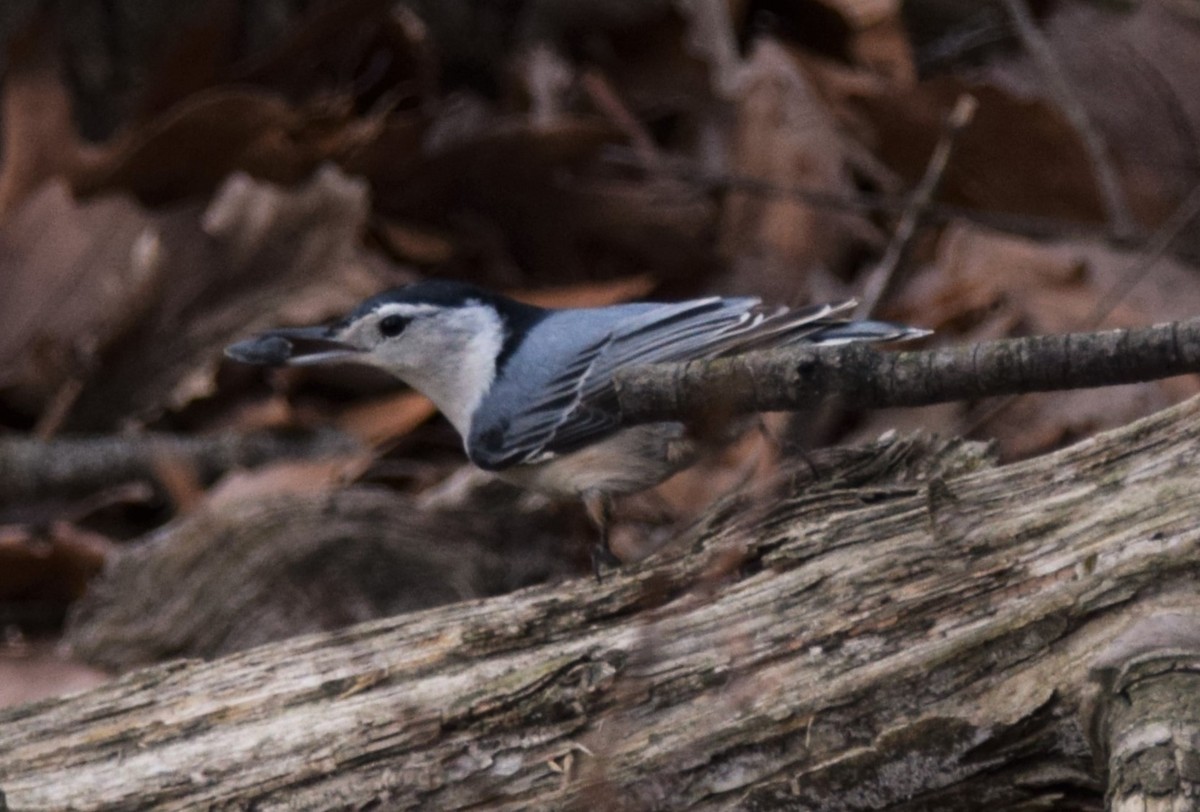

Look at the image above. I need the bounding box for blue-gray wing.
[467,297,916,470]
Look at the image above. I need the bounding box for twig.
[1000,0,1135,237]
[964,180,1200,435]
[0,430,360,505]
[1085,182,1200,327]
[856,94,977,318]
[614,320,1200,425]
[600,146,1135,244]
[580,69,660,169]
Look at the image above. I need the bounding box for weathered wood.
[64,486,578,668]
[3,395,1200,810]
[1087,614,1200,811]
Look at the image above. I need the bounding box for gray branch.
[614,320,1200,424]
[0,430,358,505]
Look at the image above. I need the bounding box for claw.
[590,542,622,582]
[582,490,620,580]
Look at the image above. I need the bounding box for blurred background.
[2,0,1199,704]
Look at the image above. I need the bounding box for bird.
[226,279,928,572]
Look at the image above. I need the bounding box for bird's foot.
[590,542,622,582]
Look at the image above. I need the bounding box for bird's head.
[225,280,539,434]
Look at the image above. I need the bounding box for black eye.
[379,315,408,338]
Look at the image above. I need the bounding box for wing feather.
[469,297,915,469]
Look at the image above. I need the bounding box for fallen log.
[3,394,1200,810]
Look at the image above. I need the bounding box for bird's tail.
[807,319,931,345]
[710,299,929,356]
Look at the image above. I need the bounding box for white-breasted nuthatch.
[226,280,927,569]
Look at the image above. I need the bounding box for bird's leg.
[769,415,821,484]
[582,490,621,580]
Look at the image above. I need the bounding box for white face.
[334,302,505,436]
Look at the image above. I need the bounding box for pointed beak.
[225,325,363,366]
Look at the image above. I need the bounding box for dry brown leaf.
[810,0,915,84]
[236,0,435,110]
[815,0,900,32]
[974,0,1200,232]
[47,0,433,208]
[0,183,165,421]
[71,89,379,205]
[531,3,718,117]
[367,117,716,286]
[205,456,371,511]
[0,641,110,709]
[510,275,657,309]
[128,0,240,121]
[673,0,741,99]
[864,220,1200,458]
[0,483,156,545]
[849,77,1113,224]
[337,392,438,446]
[369,116,613,208]
[651,427,778,517]
[848,15,916,85]
[579,68,659,163]
[149,453,205,515]
[372,220,457,265]
[898,222,1092,331]
[0,161,397,431]
[206,395,296,433]
[0,522,114,602]
[904,222,1200,335]
[133,0,414,120]
[64,166,390,429]
[0,24,84,218]
[717,38,872,302]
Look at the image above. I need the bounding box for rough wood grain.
[64,486,579,668]
[3,395,1200,810]
[614,320,1200,425]
[1088,613,1200,811]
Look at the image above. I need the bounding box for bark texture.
[614,320,1200,425]
[64,486,579,668]
[3,396,1200,810]
[1088,614,1200,811]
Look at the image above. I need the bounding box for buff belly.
[493,422,697,497]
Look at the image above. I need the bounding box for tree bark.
[613,320,1200,426]
[1087,614,1200,811]
[4,395,1200,810]
[0,429,358,505]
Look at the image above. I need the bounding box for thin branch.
[1000,0,1135,237]
[614,320,1200,425]
[580,69,661,169]
[0,430,360,505]
[600,146,1135,244]
[856,94,977,318]
[964,180,1200,435]
[1085,181,1200,327]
